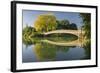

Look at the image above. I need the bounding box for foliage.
[80,13,91,39]
[22,26,37,45]
[60,20,70,29]
[69,23,78,30]
[33,42,71,61]
[80,13,91,55]
[56,20,69,29]
[34,43,56,61]
[56,20,77,30]
[23,26,36,36]
[22,26,44,41]
[34,14,57,32]
[31,32,44,37]
[56,20,61,29]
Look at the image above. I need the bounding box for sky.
[22,10,83,29]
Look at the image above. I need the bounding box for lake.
[22,36,91,63]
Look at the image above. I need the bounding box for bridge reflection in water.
[32,38,85,61]
[41,39,82,47]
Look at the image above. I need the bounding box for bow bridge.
[43,30,84,37]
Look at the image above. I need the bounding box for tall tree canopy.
[56,20,70,29]
[22,26,36,45]
[61,20,70,28]
[56,20,77,30]
[80,13,91,39]
[34,14,57,32]
[23,26,36,36]
[69,23,78,30]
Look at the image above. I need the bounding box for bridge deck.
[43,30,84,37]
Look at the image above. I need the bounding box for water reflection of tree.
[23,36,77,61]
[33,42,71,61]
[83,41,91,59]
[33,43,56,61]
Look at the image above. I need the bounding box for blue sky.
[23,10,83,29]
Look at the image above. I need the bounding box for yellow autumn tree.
[34,14,57,32]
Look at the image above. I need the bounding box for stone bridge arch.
[43,30,84,37]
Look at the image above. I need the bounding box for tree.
[33,43,56,61]
[22,26,36,45]
[56,20,61,29]
[34,14,57,32]
[60,20,70,29]
[23,26,36,36]
[61,20,70,26]
[80,13,91,39]
[56,20,70,29]
[56,20,77,30]
[69,23,78,30]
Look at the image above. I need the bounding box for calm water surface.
[22,37,90,63]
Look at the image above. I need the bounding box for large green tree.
[69,23,78,30]
[22,26,36,45]
[34,14,57,32]
[80,13,91,39]
[61,20,70,27]
[56,20,77,30]
[56,20,70,29]
[23,26,36,36]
